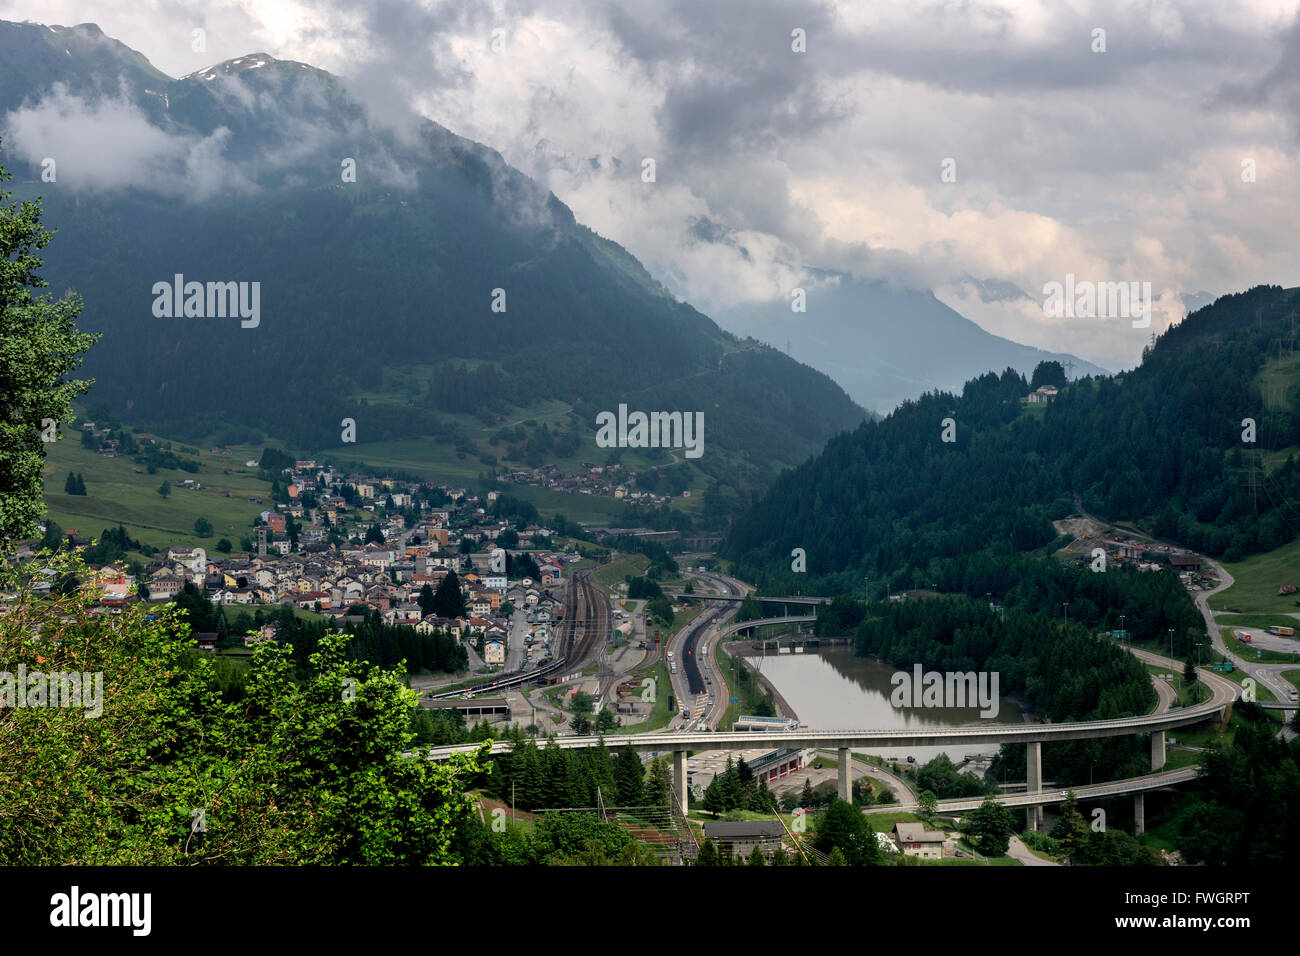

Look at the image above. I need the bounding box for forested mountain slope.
[0,19,864,492]
[725,284,1300,591]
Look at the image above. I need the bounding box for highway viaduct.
[425,614,1239,833]
[427,679,1234,833]
[662,591,830,615]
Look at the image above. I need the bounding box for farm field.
[42,435,274,550]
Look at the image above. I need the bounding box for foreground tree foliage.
[0,551,486,864]
[965,796,1015,856]
[1173,705,1300,865]
[0,146,99,540]
[814,798,880,865]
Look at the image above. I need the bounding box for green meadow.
[42,435,274,550]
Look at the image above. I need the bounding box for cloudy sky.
[4,0,1300,370]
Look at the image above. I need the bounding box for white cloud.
[2,84,253,200]
[5,0,1300,368]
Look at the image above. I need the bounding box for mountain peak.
[45,22,105,36]
[183,53,311,82]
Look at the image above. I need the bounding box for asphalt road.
[1072,497,1297,739]
[667,569,748,732]
[1195,554,1299,731]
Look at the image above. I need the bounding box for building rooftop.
[703,820,784,839]
[894,822,945,843]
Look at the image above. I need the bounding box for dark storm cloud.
[1217,14,1300,138]
[6,0,1300,369]
[594,0,847,155]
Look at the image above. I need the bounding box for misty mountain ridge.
[0,18,867,500]
[715,270,1110,415]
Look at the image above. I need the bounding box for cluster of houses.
[160,553,569,661]
[30,460,588,660]
[502,462,686,503]
[1061,527,1209,583]
[141,541,566,637]
[1107,540,1209,584]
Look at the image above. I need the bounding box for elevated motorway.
[426,624,1236,831]
[715,614,815,639]
[661,591,829,608]
[889,766,1200,815]
[425,687,1231,760]
[886,765,1202,834]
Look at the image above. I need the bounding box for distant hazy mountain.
[716,273,1109,415]
[0,19,865,491]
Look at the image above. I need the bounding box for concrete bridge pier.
[838,748,851,802]
[673,750,688,812]
[1026,740,1043,831]
[1134,792,1145,836]
[1150,730,1165,771]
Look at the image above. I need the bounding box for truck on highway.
[1267,625,1295,636]
[1236,630,1252,644]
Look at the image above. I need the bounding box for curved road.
[1196,553,1298,729]
[1074,497,1297,734]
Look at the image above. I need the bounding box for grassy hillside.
[41,398,711,552]
[1211,537,1300,615]
[316,434,692,527]
[41,435,273,550]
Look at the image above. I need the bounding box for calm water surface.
[745,646,1028,764]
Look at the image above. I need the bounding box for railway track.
[429,569,609,699]
[562,569,609,667]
